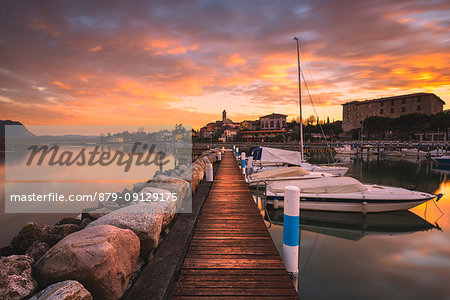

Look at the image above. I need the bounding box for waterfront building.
[241,129,286,142]
[260,113,287,130]
[342,92,445,132]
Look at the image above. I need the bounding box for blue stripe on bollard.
[283,214,299,246]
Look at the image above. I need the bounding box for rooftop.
[342,92,445,106]
[259,113,288,118]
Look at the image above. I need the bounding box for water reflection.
[265,207,438,241]
[260,154,450,299]
[0,145,178,246]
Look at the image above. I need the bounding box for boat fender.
[273,198,279,209]
[407,185,417,190]
[362,201,368,215]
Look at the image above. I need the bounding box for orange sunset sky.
[0,0,449,129]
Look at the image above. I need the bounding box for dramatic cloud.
[0,0,448,127]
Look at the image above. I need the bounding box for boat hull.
[435,156,450,167]
[265,196,432,213]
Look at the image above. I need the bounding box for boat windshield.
[250,167,309,180]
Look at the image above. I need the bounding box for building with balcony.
[241,129,286,142]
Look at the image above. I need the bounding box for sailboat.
[246,38,348,180]
[334,145,358,155]
[258,37,443,213]
[249,146,348,176]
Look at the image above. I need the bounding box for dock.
[172,150,298,299]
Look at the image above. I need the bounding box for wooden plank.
[178,274,292,282]
[173,288,298,296]
[176,281,295,288]
[180,268,292,276]
[173,296,299,300]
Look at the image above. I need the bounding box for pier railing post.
[206,162,213,182]
[240,152,246,175]
[283,186,300,276]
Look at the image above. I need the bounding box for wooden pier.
[172,151,298,299]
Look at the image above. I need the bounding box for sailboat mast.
[294,37,304,161]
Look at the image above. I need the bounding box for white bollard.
[247,157,253,169]
[273,199,279,209]
[218,151,222,161]
[206,163,213,182]
[283,186,300,275]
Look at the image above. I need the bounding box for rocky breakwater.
[0,148,222,299]
[34,225,139,299]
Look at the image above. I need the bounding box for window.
[402,99,406,104]
[380,109,384,114]
[402,107,406,112]
[418,97,421,102]
[391,100,395,105]
[380,102,384,107]
[270,121,274,128]
[390,108,394,113]
[417,105,421,111]
[276,121,280,128]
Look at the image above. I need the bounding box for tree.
[306,115,316,126]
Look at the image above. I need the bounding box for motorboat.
[434,155,450,167]
[381,150,405,157]
[401,148,427,157]
[264,177,441,213]
[246,166,336,187]
[251,146,348,176]
[334,145,358,155]
[429,149,447,157]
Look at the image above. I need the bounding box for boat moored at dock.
[251,146,348,176]
[264,177,441,213]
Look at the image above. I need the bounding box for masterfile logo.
[4,125,192,213]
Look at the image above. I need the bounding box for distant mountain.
[0,120,35,138]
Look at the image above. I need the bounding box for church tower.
[222,110,226,121]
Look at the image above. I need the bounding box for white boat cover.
[268,177,368,194]
[401,148,427,154]
[259,147,302,165]
[250,167,309,181]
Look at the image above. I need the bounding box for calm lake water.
[0,145,176,247]
[262,154,450,299]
